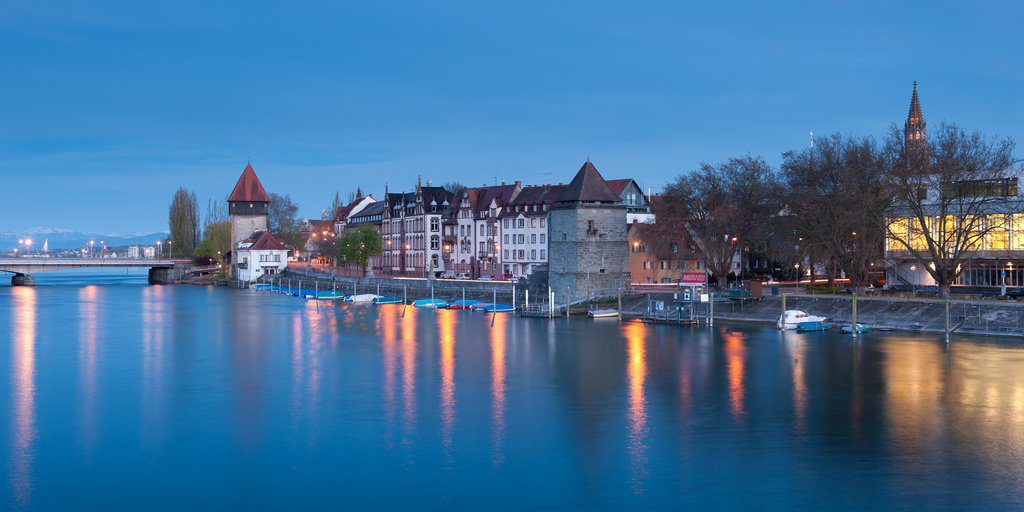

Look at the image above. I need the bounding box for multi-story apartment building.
[452,182,520,278]
[380,180,453,276]
[499,184,560,279]
[606,179,655,224]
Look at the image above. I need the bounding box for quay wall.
[622,293,1024,338]
[276,268,525,304]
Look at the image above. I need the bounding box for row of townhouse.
[328,169,661,281]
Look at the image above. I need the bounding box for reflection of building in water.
[884,339,1024,481]
[11,287,36,507]
[723,329,746,423]
[785,333,808,431]
[438,309,457,448]
[379,305,399,441]
[491,312,508,464]
[400,307,418,433]
[623,321,648,494]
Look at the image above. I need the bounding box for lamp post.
[25,239,32,257]
[168,240,173,259]
[90,240,95,258]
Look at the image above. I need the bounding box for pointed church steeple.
[905,81,926,149]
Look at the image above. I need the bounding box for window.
[518,250,525,259]
[540,234,545,244]
[531,249,536,259]
[518,234,525,243]
[503,219,509,228]
[540,250,545,259]
[430,237,440,250]
[504,250,509,259]
[518,219,525,228]
[479,225,484,236]
[540,218,546,227]
[531,218,537,228]
[531,234,537,244]
[430,218,439,232]
[660,261,668,269]
[504,234,509,244]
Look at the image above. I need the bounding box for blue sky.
[1,1,1021,232]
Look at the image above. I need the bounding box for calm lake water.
[1,270,1023,510]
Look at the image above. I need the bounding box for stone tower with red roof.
[228,163,271,273]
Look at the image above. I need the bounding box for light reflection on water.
[0,277,1021,510]
[10,287,35,509]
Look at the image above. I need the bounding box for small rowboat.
[841,323,870,334]
[588,309,619,319]
[413,298,449,309]
[373,296,403,304]
[797,320,830,332]
[449,299,481,310]
[480,303,514,313]
[347,294,380,303]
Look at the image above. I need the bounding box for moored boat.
[413,298,449,309]
[797,320,830,332]
[480,303,514,312]
[347,294,380,303]
[778,310,828,330]
[841,323,870,334]
[373,296,403,304]
[588,309,620,319]
[449,299,481,310]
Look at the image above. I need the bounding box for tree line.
[652,122,1019,298]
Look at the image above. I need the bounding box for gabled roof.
[240,230,289,251]
[555,161,621,203]
[351,200,385,219]
[605,179,635,197]
[419,186,452,209]
[228,163,270,203]
[462,183,519,213]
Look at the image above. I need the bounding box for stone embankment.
[274,268,522,304]
[622,292,1024,338]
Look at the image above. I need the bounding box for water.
[1,270,1023,510]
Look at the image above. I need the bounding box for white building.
[234,231,289,282]
[499,185,558,279]
[454,182,520,278]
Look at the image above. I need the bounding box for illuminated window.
[985,214,1009,250]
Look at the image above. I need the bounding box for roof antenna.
[809,130,814,150]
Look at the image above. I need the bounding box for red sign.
[680,271,707,285]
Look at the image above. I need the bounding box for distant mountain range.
[0,228,169,251]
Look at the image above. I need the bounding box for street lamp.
[89,240,95,258]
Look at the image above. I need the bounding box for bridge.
[0,258,182,285]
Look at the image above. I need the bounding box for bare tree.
[269,193,304,249]
[659,155,782,286]
[782,133,893,289]
[886,122,1019,297]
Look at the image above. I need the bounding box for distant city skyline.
[1,1,1021,232]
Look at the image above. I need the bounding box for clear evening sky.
[1,1,1020,233]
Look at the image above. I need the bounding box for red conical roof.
[555,161,621,203]
[228,163,270,203]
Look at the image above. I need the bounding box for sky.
[1,0,1021,233]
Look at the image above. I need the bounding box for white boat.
[777,310,827,330]
[588,309,620,319]
[346,294,380,303]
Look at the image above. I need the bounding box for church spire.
[905,81,926,149]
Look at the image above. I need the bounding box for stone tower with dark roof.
[228,163,271,274]
[546,161,629,304]
[905,81,927,150]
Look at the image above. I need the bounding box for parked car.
[1007,288,1024,300]
[439,270,456,279]
[479,275,492,281]
[455,273,471,280]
